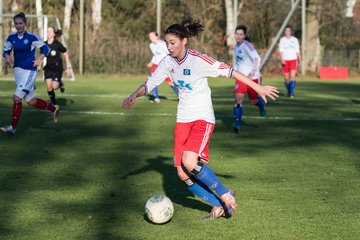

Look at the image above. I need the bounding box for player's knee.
[181,152,198,172]
[234,94,244,104]
[176,166,189,181]
[13,95,22,102]
[249,99,257,105]
[27,97,37,106]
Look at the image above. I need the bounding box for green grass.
[0,75,359,240]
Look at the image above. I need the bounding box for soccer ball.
[145,195,174,224]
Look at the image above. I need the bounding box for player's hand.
[65,68,71,78]
[33,58,42,67]
[5,55,13,67]
[147,62,153,68]
[258,86,279,103]
[122,93,137,109]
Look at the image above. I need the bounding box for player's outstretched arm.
[122,85,147,109]
[231,70,279,103]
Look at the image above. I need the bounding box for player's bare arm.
[4,53,12,66]
[122,84,147,109]
[232,70,279,103]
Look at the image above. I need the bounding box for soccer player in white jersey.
[232,25,266,133]
[147,32,178,103]
[123,16,279,220]
[279,26,302,98]
[1,12,60,135]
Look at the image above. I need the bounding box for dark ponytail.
[13,12,27,24]
[49,26,63,40]
[164,15,204,40]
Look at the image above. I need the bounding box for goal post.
[0,13,75,81]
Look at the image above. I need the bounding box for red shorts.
[151,64,172,84]
[282,60,297,74]
[173,120,214,167]
[233,78,261,101]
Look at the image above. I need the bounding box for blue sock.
[172,85,179,96]
[289,80,296,96]
[257,96,265,107]
[187,179,223,207]
[285,81,291,95]
[152,87,159,98]
[193,162,229,197]
[233,104,243,127]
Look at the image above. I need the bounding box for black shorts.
[44,69,63,83]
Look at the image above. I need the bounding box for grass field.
[0,75,359,240]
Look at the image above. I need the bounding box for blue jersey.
[3,31,50,71]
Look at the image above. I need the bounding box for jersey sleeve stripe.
[188,49,216,65]
[3,41,13,56]
[219,62,231,69]
[228,68,234,78]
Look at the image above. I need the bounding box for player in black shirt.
[43,27,71,105]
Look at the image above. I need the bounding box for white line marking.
[0,108,359,121]
[0,92,359,107]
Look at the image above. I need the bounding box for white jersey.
[234,40,261,79]
[144,48,234,123]
[149,40,169,65]
[279,36,300,61]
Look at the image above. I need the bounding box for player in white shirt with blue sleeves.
[1,12,60,135]
[123,16,279,220]
[232,25,266,133]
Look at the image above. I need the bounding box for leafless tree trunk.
[306,0,321,72]
[63,0,74,41]
[11,0,20,12]
[92,0,102,42]
[345,0,357,17]
[35,0,43,37]
[224,0,234,50]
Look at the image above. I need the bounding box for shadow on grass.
[0,98,143,240]
[120,155,210,213]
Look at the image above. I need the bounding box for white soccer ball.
[145,195,174,224]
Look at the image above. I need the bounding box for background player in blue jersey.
[43,26,72,105]
[123,16,279,220]
[1,12,60,135]
[232,25,266,133]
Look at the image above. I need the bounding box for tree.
[305,0,321,72]
[346,0,357,17]
[92,0,102,42]
[63,0,74,41]
[35,0,43,37]
[224,0,235,52]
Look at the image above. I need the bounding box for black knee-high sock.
[48,90,57,105]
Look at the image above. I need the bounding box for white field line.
[0,92,359,107]
[0,107,359,121]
